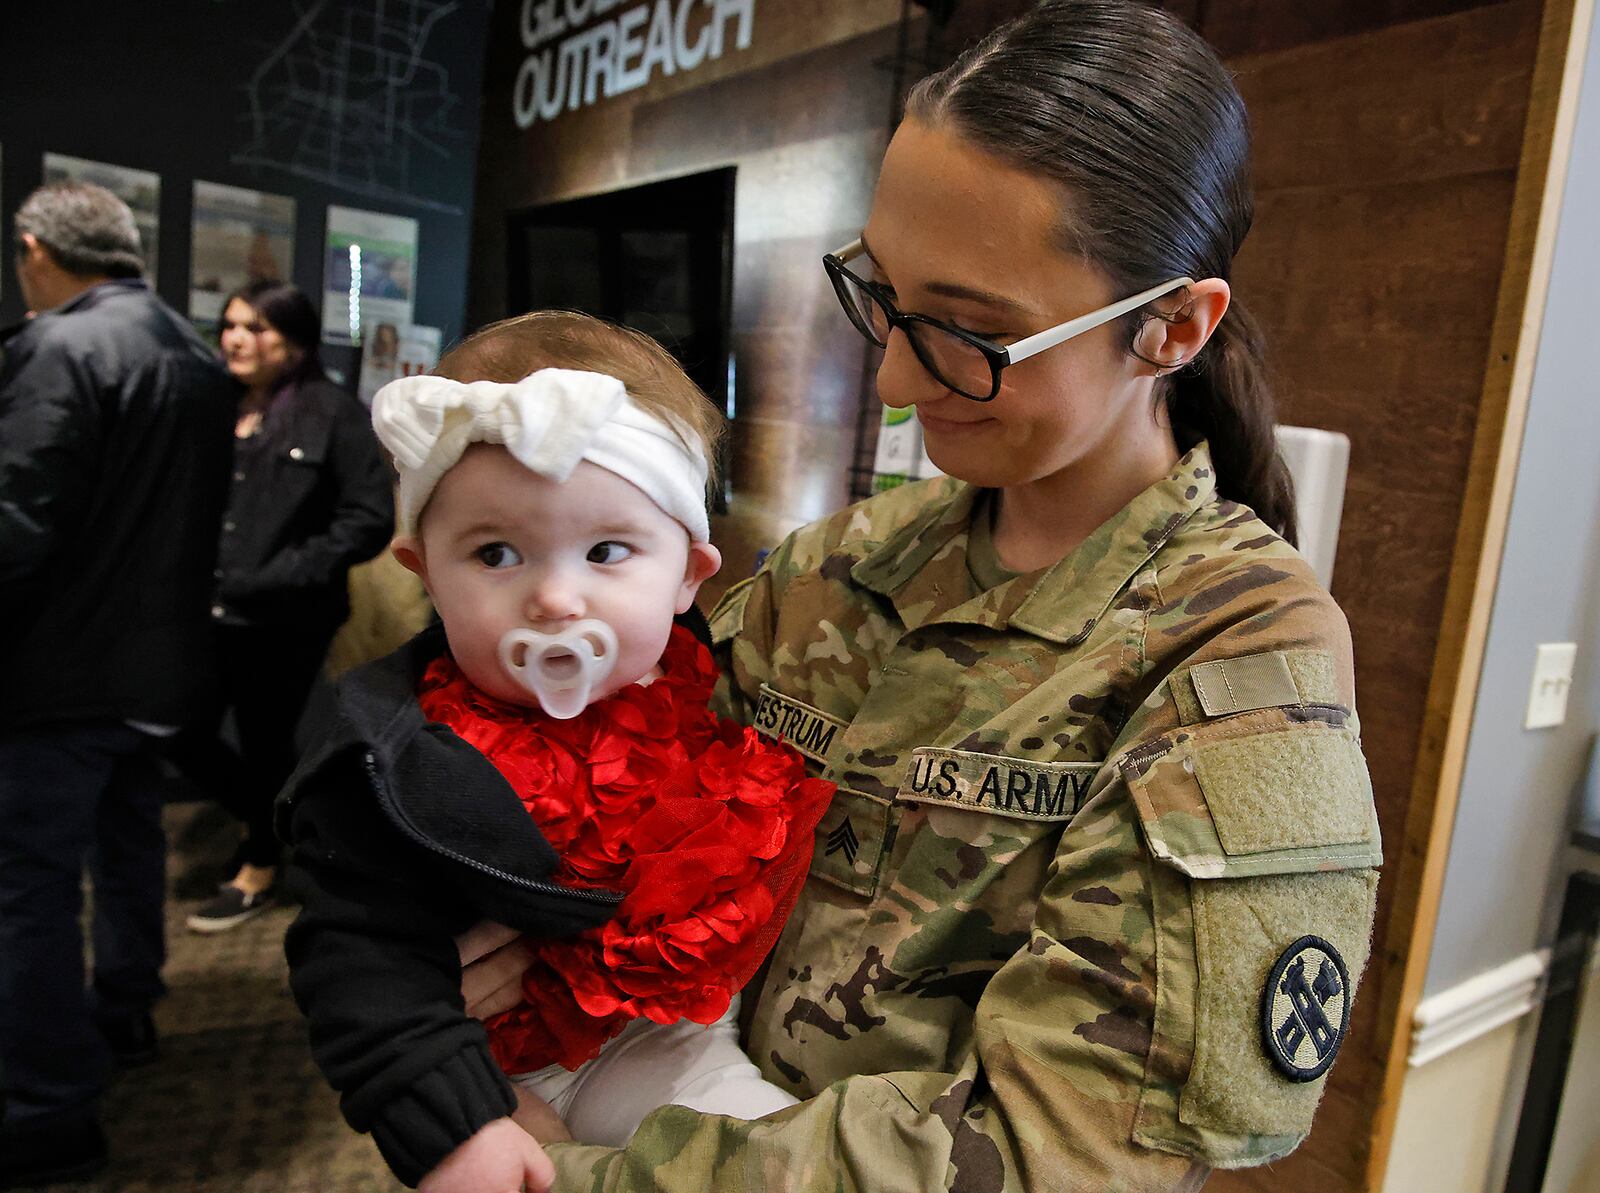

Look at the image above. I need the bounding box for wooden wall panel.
[1197,0,1504,55]
[1207,5,1541,1190]
[901,0,1509,77]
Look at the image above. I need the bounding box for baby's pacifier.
[497,620,620,720]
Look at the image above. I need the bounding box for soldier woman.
[456,1,1382,1188]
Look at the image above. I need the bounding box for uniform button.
[233,471,245,482]
[211,604,224,618]
[223,520,235,532]
[289,447,305,461]
[213,569,223,580]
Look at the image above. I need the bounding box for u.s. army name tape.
[897,747,1100,822]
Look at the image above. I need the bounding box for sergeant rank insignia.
[1261,935,1350,1082]
[825,817,859,865]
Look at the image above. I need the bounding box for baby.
[279,312,832,1193]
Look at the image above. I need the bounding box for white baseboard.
[1410,950,1551,1067]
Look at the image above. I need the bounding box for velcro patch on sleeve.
[1191,653,1299,717]
[1122,721,1380,878]
[1171,650,1341,724]
[1194,730,1372,856]
[753,685,849,767]
[896,747,1098,822]
[1180,870,1376,1137]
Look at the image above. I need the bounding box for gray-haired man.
[0,181,233,1187]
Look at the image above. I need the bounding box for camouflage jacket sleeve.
[982,551,1380,1182]
[551,473,1379,1192]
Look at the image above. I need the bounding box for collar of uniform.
[1009,441,1218,644]
[853,442,1217,642]
[850,478,983,610]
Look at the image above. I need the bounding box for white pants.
[512,995,798,1146]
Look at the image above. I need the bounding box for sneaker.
[96,1008,159,1067]
[185,883,276,933]
[0,1115,108,1188]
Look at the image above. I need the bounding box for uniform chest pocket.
[749,685,885,897]
[807,789,892,897]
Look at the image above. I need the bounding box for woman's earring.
[1155,358,1186,378]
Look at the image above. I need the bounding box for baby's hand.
[416,1117,554,1193]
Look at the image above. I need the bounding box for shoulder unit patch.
[1261,935,1350,1082]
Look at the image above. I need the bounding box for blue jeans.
[0,721,167,1128]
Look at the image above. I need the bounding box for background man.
[0,181,233,1187]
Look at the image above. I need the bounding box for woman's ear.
[676,541,723,614]
[391,535,430,589]
[1136,277,1231,375]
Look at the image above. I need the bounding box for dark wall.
[0,0,491,367]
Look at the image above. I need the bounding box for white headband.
[370,368,710,541]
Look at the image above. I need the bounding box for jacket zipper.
[362,751,623,906]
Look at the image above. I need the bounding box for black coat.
[0,280,233,728]
[276,623,625,1186]
[213,376,393,629]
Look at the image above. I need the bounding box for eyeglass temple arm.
[1002,276,1195,366]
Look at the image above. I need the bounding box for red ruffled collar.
[418,624,834,1072]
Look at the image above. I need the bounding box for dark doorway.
[506,168,736,459]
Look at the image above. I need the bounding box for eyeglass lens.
[830,267,996,400]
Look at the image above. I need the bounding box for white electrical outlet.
[1524,642,1578,730]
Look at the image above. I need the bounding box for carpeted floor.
[42,799,402,1193]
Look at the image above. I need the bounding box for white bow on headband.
[370,367,711,540]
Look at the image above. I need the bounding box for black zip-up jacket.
[213,376,393,629]
[0,279,233,728]
[279,611,713,1185]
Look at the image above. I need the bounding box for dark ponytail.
[1168,298,1297,543]
[905,0,1298,542]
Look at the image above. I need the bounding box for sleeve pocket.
[1122,712,1382,879]
[1121,713,1380,1165]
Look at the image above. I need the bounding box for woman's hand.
[511,1086,574,1146]
[457,919,536,1021]
[416,1117,554,1193]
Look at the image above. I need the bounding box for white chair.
[1275,425,1350,589]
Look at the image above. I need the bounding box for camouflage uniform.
[550,443,1380,1192]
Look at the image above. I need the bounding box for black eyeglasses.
[822,238,1193,402]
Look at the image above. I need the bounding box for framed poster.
[190,181,296,331]
[42,153,160,278]
[322,205,417,346]
[356,322,440,406]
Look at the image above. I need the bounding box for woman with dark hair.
[446,3,1380,1191]
[184,280,393,933]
